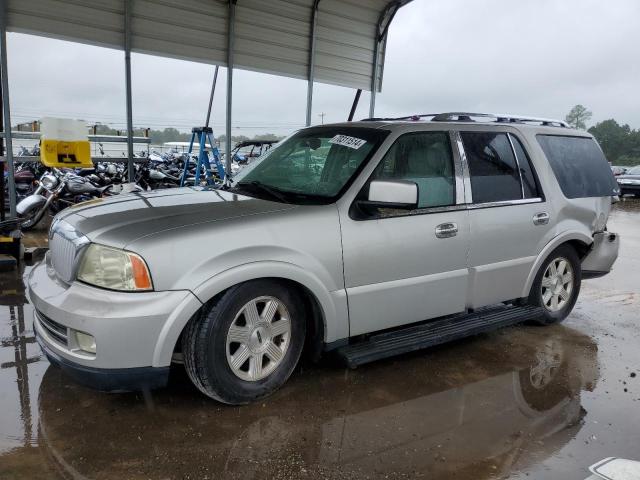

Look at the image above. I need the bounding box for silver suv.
[28,112,620,405]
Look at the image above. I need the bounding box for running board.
[336,305,544,368]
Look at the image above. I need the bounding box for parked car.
[28,112,620,405]
[610,165,627,176]
[230,139,277,165]
[616,165,640,197]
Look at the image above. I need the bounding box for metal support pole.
[225,0,236,179]
[305,0,321,127]
[0,3,16,217]
[369,38,380,119]
[369,1,405,119]
[348,89,362,121]
[124,0,135,182]
[204,65,219,129]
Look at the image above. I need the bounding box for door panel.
[341,210,470,336]
[467,203,551,307]
[459,130,552,307]
[340,130,470,337]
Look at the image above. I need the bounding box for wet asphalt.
[0,200,639,480]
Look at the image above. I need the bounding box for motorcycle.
[4,145,43,204]
[135,162,181,190]
[16,168,136,230]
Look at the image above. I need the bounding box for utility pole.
[318,112,326,125]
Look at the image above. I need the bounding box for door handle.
[435,222,458,238]
[533,212,550,226]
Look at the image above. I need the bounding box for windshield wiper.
[235,181,290,203]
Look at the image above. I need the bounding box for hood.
[57,187,296,248]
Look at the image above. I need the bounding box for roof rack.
[362,112,569,128]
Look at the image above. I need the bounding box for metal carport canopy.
[1,0,411,217]
[6,0,409,92]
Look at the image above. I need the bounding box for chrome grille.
[50,232,77,283]
[36,310,68,347]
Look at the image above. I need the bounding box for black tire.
[182,280,306,405]
[527,244,581,325]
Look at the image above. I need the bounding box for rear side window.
[510,135,540,199]
[537,135,618,199]
[461,132,522,203]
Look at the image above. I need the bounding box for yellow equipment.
[39,117,93,168]
[40,138,92,168]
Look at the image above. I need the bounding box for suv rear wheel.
[527,245,582,325]
[183,280,306,404]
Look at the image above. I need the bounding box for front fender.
[193,261,348,343]
[521,230,593,298]
[16,194,47,215]
[151,261,348,368]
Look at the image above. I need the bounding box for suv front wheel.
[528,245,582,325]
[183,280,306,404]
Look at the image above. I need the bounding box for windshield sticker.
[329,134,367,150]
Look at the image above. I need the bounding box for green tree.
[589,119,640,166]
[565,104,592,130]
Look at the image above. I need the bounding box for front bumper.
[37,329,170,392]
[28,260,202,390]
[581,231,620,279]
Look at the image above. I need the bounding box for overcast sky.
[6,0,640,137]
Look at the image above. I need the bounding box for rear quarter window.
[536,135,619,199]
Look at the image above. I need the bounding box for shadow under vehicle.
[35,326,598,479]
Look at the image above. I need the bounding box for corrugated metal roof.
[6,0,411,91]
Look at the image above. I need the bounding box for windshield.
[627,166,640,175]
[230,126,388,204]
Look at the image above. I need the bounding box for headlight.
[40,174,59,190]
[77,244,153,291]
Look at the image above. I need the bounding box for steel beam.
[369,38,380,118]
[225,0,237,180]
[0,131,151,143]
[124,0,135,182]
[0,3,16,217]
[205,65,219,129]
[305,0,321,127]
[348,89,362,121]
[369,1,407,118]
[1,156,150,164]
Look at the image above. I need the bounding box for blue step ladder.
[180,127,226,187]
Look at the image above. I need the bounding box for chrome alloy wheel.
[541,257,574,312]
[226,296,291,382]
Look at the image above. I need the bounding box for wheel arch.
[153,261,347,367]
[521,231,593,298]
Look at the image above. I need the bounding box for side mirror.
[365,180,418,210]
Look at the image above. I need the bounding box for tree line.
[91,124,283,146]
[565,105,640,166]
